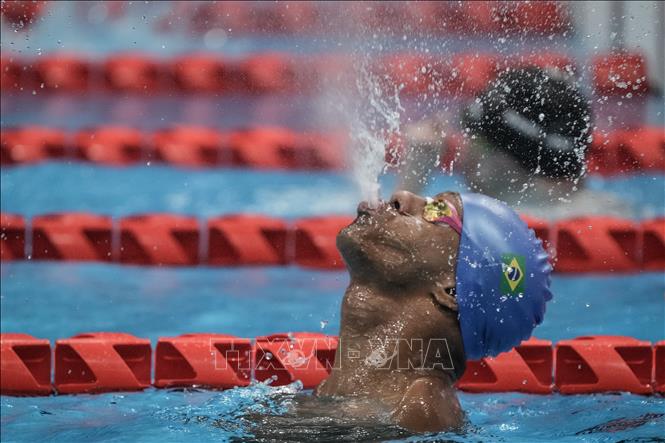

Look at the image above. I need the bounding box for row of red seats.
[0,51,649,97]
[1,213,663,272]
[1,333,663,396]
[2,1,571,37]
[0,126,345,169]
[2,125,662,174]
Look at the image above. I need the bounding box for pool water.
[1,165,663,220]
[1,255,664,442]
[2,382,663,442]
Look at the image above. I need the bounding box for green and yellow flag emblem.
[500,254,525,295]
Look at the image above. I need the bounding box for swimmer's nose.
[389,190,426,216]
[358,200,376,215]
[357,200,372,215]
[357,200,385,215]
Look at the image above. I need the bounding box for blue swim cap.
[455,193,553,360]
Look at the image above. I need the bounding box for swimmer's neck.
[318,277,462,394]
[316,277,465,431]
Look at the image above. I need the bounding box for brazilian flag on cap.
[500,254,525,295]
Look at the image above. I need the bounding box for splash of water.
[348,62,404,206]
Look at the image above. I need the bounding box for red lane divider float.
[1,334,663,396]
[0,127,67,165]
[207,215,289,266]
[2,212,664,273]
[642,218,665,272]
[31,213,113,261]
[0,126,348,170]
[0,1,46,31]
[458,338,553,394]
[0,334,51,396]
[254,333,338,388]
[0,213,25,261]
[656,341,665,394]
[2,2,571,38]
[0,50,649,98]
[54,333,151,394]
[2,125,663,174]
[555,336,654,395]
[294,217,351,269]
[75,127,145,165]
[554,217,640,273]
[155,334,252,389]
[593,52,650,96]
[588,126,665,175]
[119,214,200,266]
[165,1,570,38]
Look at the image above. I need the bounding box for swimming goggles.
[423,197,462,235]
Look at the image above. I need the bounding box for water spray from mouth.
[348,61,404,208]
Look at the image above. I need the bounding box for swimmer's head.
[463,67,592,180]
[337,191,462,296]
[338,191,553,360]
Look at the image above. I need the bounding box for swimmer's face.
[337,191,462,285]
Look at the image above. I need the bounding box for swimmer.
[314,190,552,433]
[399,67,626,219]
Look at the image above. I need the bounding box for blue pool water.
[0,265,664,344]
[1,263,664,442]
[1,125,665,443]
[2,164,664,219]
[1,165,664,442]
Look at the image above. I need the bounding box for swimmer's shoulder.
[391,376,464,433]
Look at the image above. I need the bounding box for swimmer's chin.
[336,223,375,271]
[337,222,404,277]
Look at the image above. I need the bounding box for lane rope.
[2,126,663,174]
[1,333,663,396]
[1,212,663,272]
[1,51,650,97]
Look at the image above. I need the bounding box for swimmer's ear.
[431,280,458,312]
